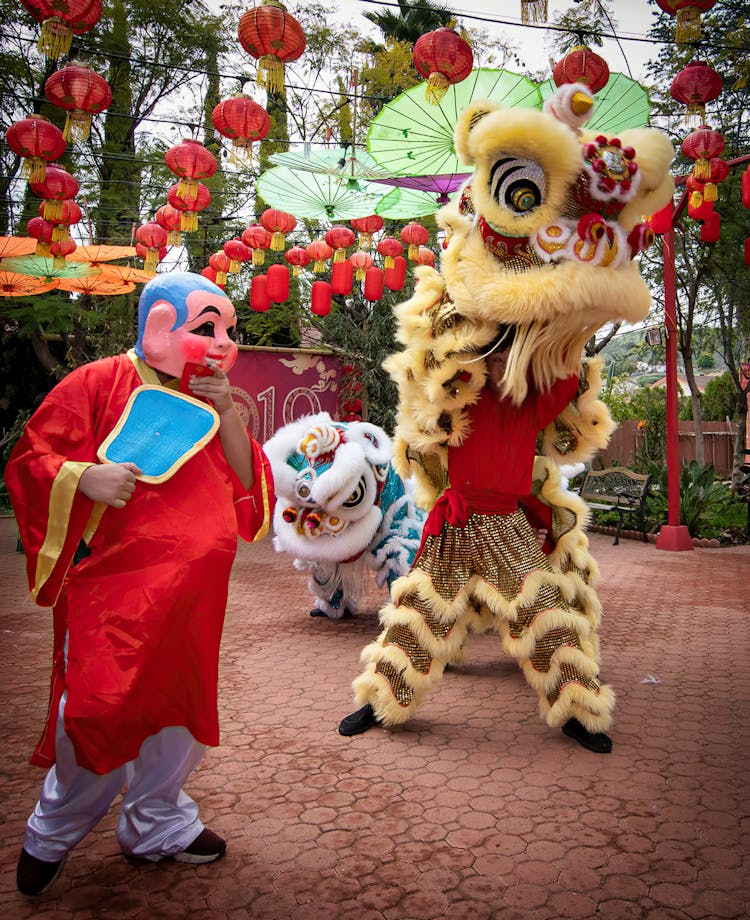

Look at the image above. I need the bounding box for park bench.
[578,467,651,546]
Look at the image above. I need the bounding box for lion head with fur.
[436,86,675,403]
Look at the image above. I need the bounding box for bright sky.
[332,0,660,83]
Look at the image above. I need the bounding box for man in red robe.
[6,272,274,896]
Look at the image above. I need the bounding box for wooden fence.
[597,419,738,476]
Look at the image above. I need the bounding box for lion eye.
[342,478,366,508]
[489,157,546,213]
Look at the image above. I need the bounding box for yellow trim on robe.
[33,460,99,602]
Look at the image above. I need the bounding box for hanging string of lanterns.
[20,0,102,59]
[237,0,306,94]
[654,0,718,44]
[165,139,217,200]
[29,164,79,222]
[44,62,112,142]
[670,61,722,127]
[211,95,270,164]
[6,114,66,184]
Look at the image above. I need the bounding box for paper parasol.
[0,237,38,259]
[68,244,138,264]
[0,271,59,296]
[538,72,651,133]
[367,68,541,178]
[0,255,101,280]
[57,275,136,295]
[368,173,469,204]
[270,147,393,185]
[257,166,382,221]
[375,186,454,219]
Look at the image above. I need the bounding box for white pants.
[24,693,206,862]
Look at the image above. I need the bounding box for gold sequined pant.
[352,508,614,733]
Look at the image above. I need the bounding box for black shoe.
[16,848,66,896]
[338,704,379,736]
[173,828,227,864]
[562,718,612,754]
[309,608,327,618]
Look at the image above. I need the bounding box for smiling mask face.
[135,271,238,379]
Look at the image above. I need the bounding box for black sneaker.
[562,718,613,753]
[173,828,227,864]
[16,848,66,896]
[338,703,379,736]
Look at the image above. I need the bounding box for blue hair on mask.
[135,272,226,358]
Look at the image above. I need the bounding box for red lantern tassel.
[252,249,265,266]
[177,177,199,200]
[181,212,198,232]
[270,231,285,251]
[521,0,547,24]
[24,157,47,185]
[144,248,159,274]
[42,200,63,222]
[257,55,284,93]
[64,111,92,144]
[685,102,706,127]
[693,158,711,182]
[38,17,73,60]
[425,71,449,105]
[675,8,702,43]
[51,226,69,243]
[168,230,181,246]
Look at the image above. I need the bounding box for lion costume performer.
[338,82,674,752]
[264,412,424,619]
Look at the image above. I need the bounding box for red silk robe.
[5,351,274,775]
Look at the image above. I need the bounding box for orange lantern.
[670,61,722,127]
[401,221,429,260]
[414,246,436,267]
[45,62,112,142]
[6,114,66,184]
[306,239,333,273]
[167,181,211,232]
[285,245,311,276]
[238,1,306,94]
[260,208,297,251]
[165,139,217,200]
[242,225,273,266]
[209,251,232,286]
[655,0,718,43]
[20,0,102,59]
[325,225,355,263]
[412,28,473,105]
[211,95,270,164]
[350,251,373,282]
[350,215,384,249]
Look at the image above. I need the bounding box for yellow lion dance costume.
[338,82,674,752]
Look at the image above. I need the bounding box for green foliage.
[701,371,737,422]
[644,459,742,539]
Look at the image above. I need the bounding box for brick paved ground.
[1,514,748,919]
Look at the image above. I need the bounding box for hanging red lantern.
[136,241,167,271]
[670,61,722,127]
[376,236,403,269]
[209,251,232,287]
[267,263,290,303]
[20,0,102,59]
[238,1,306,94]
[742,166,750,209]
[29,164,79,221]
[688,195,714,222]
[325,225,355,263]
[703,157,729,202]
[310,280,331,316]
[242,224,273,266]
[700,209,720,243]
[27,215,54,255]
[211,95,270,164]
[350,215,384,250]
[135,222,168,274]
[330,258,353,296]
[44,62,112,142]
[285,245,311,276]
[647,201,674,235]
[165,139,217,200]
[413,246,436,267]
[412,28,473,105]
[39,198,81,241]
[307,239,333,273]
[654,0,718,43]
[401,221,429,260]
[682,126,725,182]
[223,238,252,272]
[167,181,211,232]
[201,265,219,285]
[49,235,76,269]
[155,204,183,246]
[385,254,407,291]
[6,114,66,184]
[521,0,547,25]
[363,266,384,302]
[350,251,373,282]
[552,46,609,93]
[260,209,297,251]
[250,274,271,312]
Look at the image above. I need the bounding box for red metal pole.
[656,225,693,550]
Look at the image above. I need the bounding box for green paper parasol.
[367,68,542,178]
[375,186,451,219]
[270,147,393,185]
[0,255,101,280]
[257,166,382,221]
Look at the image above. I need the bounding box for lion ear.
[454,99,500,166]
